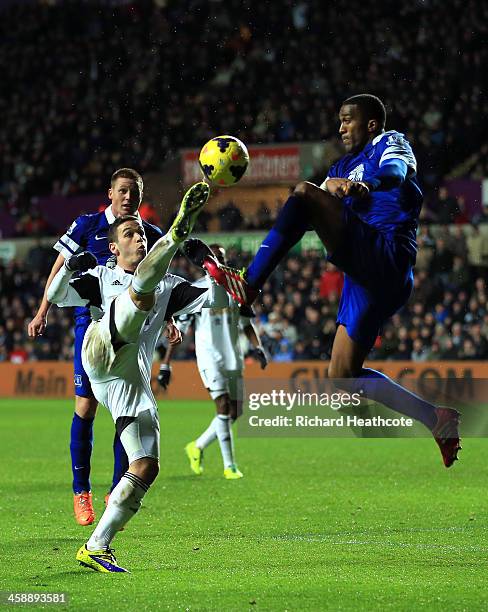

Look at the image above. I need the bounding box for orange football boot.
[73,492,95,526]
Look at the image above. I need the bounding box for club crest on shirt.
[347,164,364,181]
[386,133,404,146]
[66,221,77,235]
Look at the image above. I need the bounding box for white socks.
[132,232,178,295]
[196,418,218,450]
[86,472,149,551]
[214,414,234,469]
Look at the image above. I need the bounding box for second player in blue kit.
[201,94,461,468]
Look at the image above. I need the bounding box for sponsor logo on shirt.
[347,164,364,181]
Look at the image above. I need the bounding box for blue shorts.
[74,316,94,398]
[328,207,414,351]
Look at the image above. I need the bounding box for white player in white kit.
[161,243,268,480]
[47,182,229,573]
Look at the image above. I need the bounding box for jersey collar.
[115,264,135,276]
[105,206,143,225]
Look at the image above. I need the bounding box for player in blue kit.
[201,94,461,468]
[28,168,164,525]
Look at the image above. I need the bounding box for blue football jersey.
[324,130,423,257]
[54,205,163,318]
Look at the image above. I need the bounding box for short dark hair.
[107,214,139,244]
[209,243,226,264]
[110,168,143,192]
[342,94,386,128]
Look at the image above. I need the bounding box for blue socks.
[71,414,129,494]
[246,195,311,288]
[110,433,129,493]
[356,368,437,430]
[70,413,94,494]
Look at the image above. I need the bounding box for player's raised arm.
[27,253,65,337]
[47,252,98,307]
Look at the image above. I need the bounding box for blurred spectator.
[431,187,460,224]
[139,201,162,227]
[25,239,56,276]
[467,226,488,280]
[1,0,488,232]
[4,223,488,362]
[218,201,243,231]
[429,238,453,285]
[319,263,343,300]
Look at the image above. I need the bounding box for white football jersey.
[186,277,253,372]
[58,265,217,376]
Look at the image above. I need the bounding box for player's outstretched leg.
[356,370,461,467]
[329,327,461,468]
[191,183,342,305]
[182,237,257,306]
[170,181,210,242]
[431,407,461,468]
[132,182,209,295]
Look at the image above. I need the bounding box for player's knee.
[130,457,159,485]
[328,361,355,380]
[294,181,314,198]
[142,459,159,484]
[75,395,98,418]
[215,394,231,415]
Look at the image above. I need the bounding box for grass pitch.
[0,398,486,611]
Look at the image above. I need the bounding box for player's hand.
[66,251,97,272]
[343,181,370,198]
[253,347,269,370]
[323,178,352,199]
[27,312,48,337]
[158,364,172,389]
[164,319,183,346]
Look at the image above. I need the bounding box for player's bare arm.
[244,322,268,369]
[27,252,65,337]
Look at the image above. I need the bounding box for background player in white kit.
[161,242,268,480]
[47,182,231,573]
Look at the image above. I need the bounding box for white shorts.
[118,409,160,464]
[82,290,149,384]
[82,290,157,421]
[199,367,243,401]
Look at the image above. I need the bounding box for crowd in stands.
[3,224,488,364]
[1,0,487,232]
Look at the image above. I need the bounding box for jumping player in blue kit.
[28,168,164,525]
[201,94,461,468]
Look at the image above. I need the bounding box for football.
[199,135,249,187]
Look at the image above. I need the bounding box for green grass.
[0,398,487,611]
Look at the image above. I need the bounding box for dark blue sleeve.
[54,215,91,258]
[366,159,408,191]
